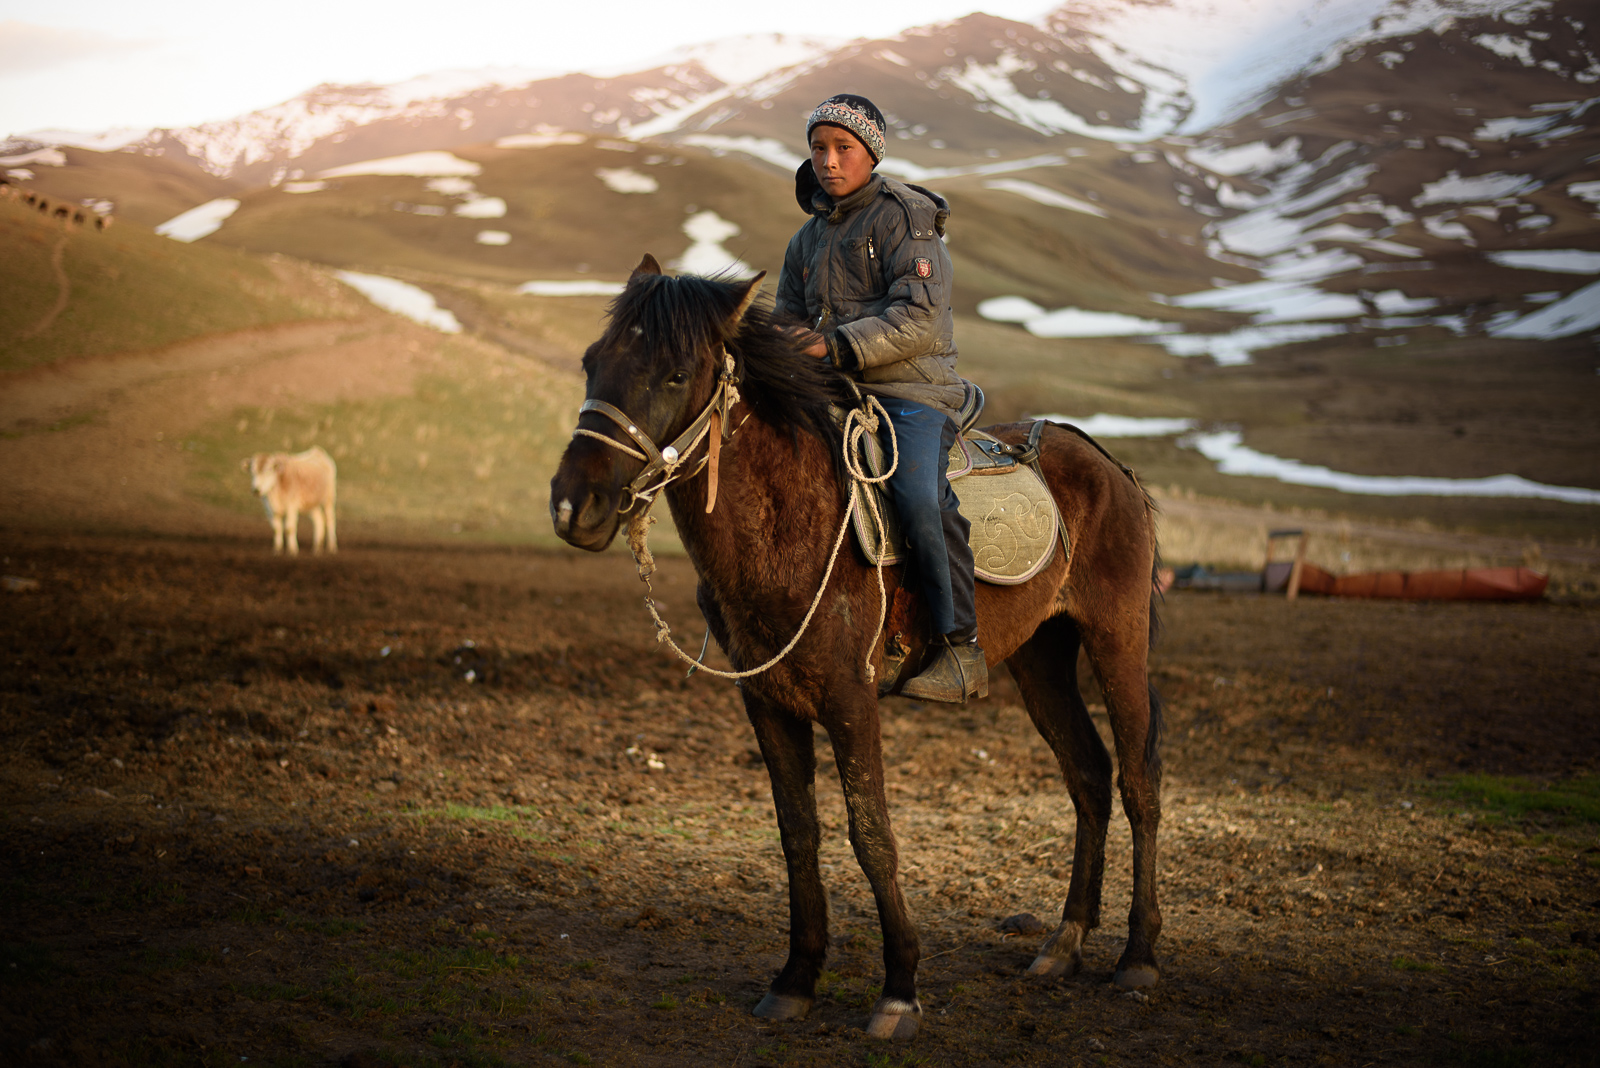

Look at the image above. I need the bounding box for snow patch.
[1186,138,1303,177]
[518,281,626,297]
[1472,33,1537,65]
[454,197,506,219]
[681,135,804,171]
[282,181,326,193]
[1474,114,1562,140]
[1488,249,1600,272]
[496,129,586,149]
[597,167,658,194]
[1037,414,1198,437]
[1170,280,1364,323]
[975,297,1047,323]
[1487,279,1600,339]
[475,231,511,246]
[334,272,461,333]
[619,33,843,86]
[426,177,475,196]
[1154,324,1347,366]
[1412,170,1542,205]
[154,198,240,242]
[14,127,148,152]
[672,211,752,276]
[319,152,481,179]
[0,147,66,167]
[1184,429,1600,503]
[984,178,1108,218]
[943,54,1150,142]
[976,296,1175,337]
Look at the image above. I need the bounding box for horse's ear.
[630,254,663,281]
[727,271,767,329]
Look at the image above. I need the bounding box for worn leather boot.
[901,635,988,704]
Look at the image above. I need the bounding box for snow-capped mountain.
[6,0,1595,349]
[1156,0,1600,346]
[7,35,842,187]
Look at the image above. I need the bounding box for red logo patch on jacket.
[914,257,933,278]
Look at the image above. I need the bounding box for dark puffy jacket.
[775,165,967,417]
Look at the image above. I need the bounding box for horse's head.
[549,254,764,551]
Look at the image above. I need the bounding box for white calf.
[245,446,338,555]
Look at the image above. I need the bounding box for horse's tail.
[1141,480,1164,778]
[1051,417,1166,776]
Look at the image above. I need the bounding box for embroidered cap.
[806,94,886,164]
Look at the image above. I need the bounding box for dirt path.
[0,315,456,536]
[14,232,70,342]
[1,532,1593,1066]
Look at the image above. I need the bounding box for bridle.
[566,338,901,687]
[571,347,743,514]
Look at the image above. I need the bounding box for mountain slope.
[0,194,359,372]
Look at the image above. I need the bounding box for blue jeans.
[878,398,976,639]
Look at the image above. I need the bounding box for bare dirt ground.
[2,530,1597,1068]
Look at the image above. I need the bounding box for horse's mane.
[605,272,852,469]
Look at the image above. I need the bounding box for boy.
[776,93,987,703]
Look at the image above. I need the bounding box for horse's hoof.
[1026,953,1080,978]
[752,993,813,1021]
[1026,923,1085,977]
[1113,963,1160,990]
[864,997,921,1040]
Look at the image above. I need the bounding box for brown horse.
[549,255,1164,1039]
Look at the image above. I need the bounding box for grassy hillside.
[207,140,804,286]
[184,336,589,547]
[0,197,356,371]
[5,132,1595,558]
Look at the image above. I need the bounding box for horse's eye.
[666,371,690,387]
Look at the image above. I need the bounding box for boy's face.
[809,124,875,200]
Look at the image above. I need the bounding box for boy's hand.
[781,324,829,359]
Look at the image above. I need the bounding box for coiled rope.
[622,393,899,684]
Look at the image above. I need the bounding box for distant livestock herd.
[0,175,114,229]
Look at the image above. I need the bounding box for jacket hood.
[793,160,821,214]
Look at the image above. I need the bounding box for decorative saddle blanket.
[848,422,1065,586]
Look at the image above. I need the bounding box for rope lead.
[624,395,899,685]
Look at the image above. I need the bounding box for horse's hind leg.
[1082,614,1163,990]
[744,694,829,1022]
[1007,614,1113,978]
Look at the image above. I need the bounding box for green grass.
[0,197,350,372]
[285,914,368,936]
[379,944,523,981]
[1428,775,1600,827]
[407,802,551,839]
[1392,955,1442,973]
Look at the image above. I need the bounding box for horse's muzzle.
[549,461,624,552]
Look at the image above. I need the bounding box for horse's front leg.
[827,698,922,1039]
[744,692,828,1022]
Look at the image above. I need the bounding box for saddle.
[840,386,1067,585]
